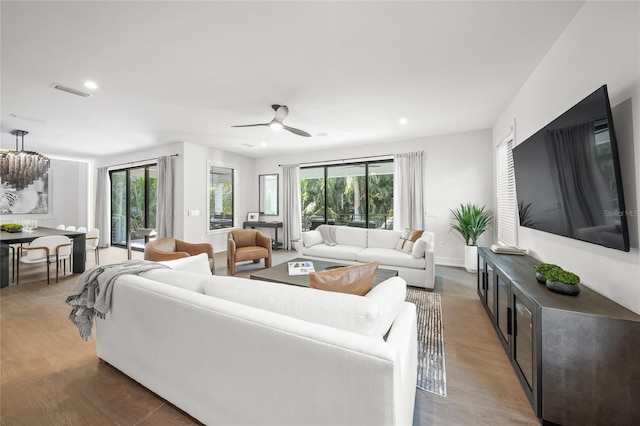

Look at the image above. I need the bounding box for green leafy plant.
[450,203,493,246]
[534,263,562,276]
[545,268,580,285]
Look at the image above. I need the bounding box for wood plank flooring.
[0,247,539,425]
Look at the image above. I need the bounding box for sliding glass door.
[110,165,158,249]
[300,159,393,230]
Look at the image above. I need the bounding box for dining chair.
[56,224,66,230]
[85,228,100,265]
[65,226,76,231]
[76,226,87,233]
[17,235,72,284]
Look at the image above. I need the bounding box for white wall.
[493,1,640,313]
[254,129,494,267]
[181,142,254,253]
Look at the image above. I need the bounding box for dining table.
[0,227,86,288]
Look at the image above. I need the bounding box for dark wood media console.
[477,247,640,425]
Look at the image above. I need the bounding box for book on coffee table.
[288,261,315,276]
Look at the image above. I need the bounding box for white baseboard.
[435,257,464,268]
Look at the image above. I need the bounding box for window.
[208,164,234,230]
[497,133,517,246]
[300,160,393,230]
[110,164,157,249]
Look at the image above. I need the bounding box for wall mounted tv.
[512,85,630,251]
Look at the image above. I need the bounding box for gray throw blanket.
[66,260,170,341]
[317,224,337,246]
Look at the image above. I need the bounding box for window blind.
[497,135,517,246]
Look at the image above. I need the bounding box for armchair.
[144,238,215,274]
[227,229,272,275]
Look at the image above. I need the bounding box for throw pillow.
[157,253,212,276]
[395,228,424,254]
[142,269,211,293]
[411,238,428,259]
[309,261,378,296]
[301,230,323,248]
[364,276,407,337]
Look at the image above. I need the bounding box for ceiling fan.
[231,104,311,137]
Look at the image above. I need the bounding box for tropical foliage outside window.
[300,160,393,230]
[209,165,234,230]
[110,165,157,248]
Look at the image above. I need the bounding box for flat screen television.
[512,85,630,251]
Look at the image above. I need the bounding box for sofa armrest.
[256,232,272,253]
[145,248,190,262]
[385,302,417,426]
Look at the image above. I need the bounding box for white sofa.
[298,226,435,290]
[96,254,417,426]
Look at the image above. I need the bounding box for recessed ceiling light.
[399,118,408,125]
[316,132,328,137]
[260,141,267,147]
[84,81,98,90]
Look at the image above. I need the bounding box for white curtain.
[393,151,424,230]
[282,164,302,250]
[95,167,110,248]
[156,156,174,238]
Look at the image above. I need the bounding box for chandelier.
[0,130,50,191]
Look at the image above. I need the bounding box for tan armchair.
[227,229,272,275]
[144,238,215,274]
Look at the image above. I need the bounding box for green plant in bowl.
[1,223,23,232]
[534,263,561,283]
[545,268,580,285]
[545,267,581,296]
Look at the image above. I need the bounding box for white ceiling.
[0,1,583,160]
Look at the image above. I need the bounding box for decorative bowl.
[546,280,580,296]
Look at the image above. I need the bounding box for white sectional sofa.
[95,254,418,426]
[298,226,436,290]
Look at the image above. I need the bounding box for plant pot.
[464,245,478,273]
[535,272,547,284]
[546,280,581,296]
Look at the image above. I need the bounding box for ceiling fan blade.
[273,105,289,121]
[283,125,311,137]
[230,123,270,128]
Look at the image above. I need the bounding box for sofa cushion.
[203,275,386,339]
[364,276,407,337]
[309,261,378,296]
[142,269,210,293]
[335,226,367,247]
[157,253,212,276]
[357,248,426,269]
[303,243,363,261]
[302,230,323,248]
[368,229,403,249]
[395,228,424,254]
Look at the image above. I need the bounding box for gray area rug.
[406,288,447,397]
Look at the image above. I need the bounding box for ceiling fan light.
[270,120,283,131]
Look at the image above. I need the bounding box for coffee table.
[249,257,398,288]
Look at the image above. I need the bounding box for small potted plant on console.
[544,267,581,296]
[534,263,561,284]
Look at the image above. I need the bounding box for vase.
[535,272,547,284]
[464,245,478,273]
[546,280,581,296]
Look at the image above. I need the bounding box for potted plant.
[545,268,581,296]
[450,203,493,273]
[534,263,561,284]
